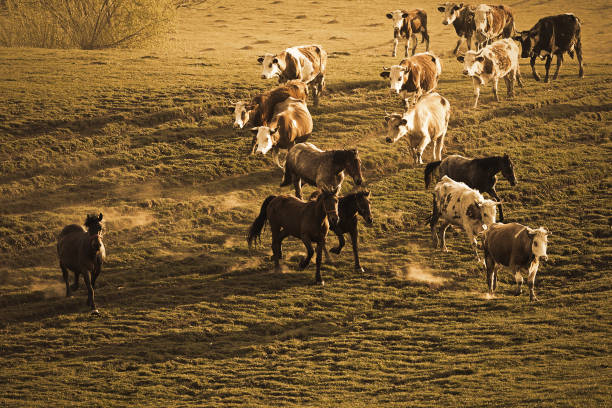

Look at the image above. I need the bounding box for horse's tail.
[247,195,276,247]
[424,160,442,189]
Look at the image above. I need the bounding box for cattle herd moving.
[57,4,586,313]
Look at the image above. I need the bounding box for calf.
[380,52,442,108]
[474,4,515,49]
[429,175,498,262]
[384,92,450,165]
[251,98,313,168]
[457,38,523,108]
[386,9,430,57]
[258,45,327,106]
[483,223,550,301]
[437,2,477,54]
[513,13,584,82]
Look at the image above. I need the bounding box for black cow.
[513,13,584,82]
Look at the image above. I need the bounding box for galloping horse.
[247,190,339,285]
[57,213,105,314]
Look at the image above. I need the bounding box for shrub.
[0,0,177,49]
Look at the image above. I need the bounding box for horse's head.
[335,149,364,186]
[501,153,517,186]
[355,190,373,226]
[319,188,339,228]
[84,213,103,251]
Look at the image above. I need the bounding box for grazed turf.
[0,0,611,407]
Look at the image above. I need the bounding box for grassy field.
[1,0,611,406]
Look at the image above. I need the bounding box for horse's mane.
[59,224,85,237]
[473,155,504,169]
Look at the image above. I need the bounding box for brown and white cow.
[251,97,313,168]
[386,9,430,57]
[483,223,550,301]
[257,45,327,106]
[513,13,584,83]
[457,38,523,108]
[380,52,442,108]
[473,4,515,49]
[384,92,451,165]
[437,2,477,54]
[429,175,498,262]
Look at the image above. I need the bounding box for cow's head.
[258,53,284,80]
[250,126,277,155]
[466,199,497,233]
[457,51,485,80]
[380,64,415,94]
[501,153,517,186]
[384,112,409,143]
[513,30,536,58]
[386,10,409,32]
[231,101,255,129]
[527,227,549,261]
[474,5,489,36]
[438,2,463,25]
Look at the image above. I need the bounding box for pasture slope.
[0,0,611,406]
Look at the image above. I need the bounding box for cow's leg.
[422,31,430,52]
[576,41,584,78]
[516,66,524,88]
[466,34,473,51]
[392,37,399,57]
[415,135,429,165]
[504,74,514,98]
[552,54,563,80]
[430,197,441,248]
[530,54,540,81]
[465,228,481,263]
[311,82,320,107]
[293,177,303,200]
[527,260,539,301]
[61,263,71,297]
[472,78,481,109]
[314,241,324,284]
[350,229,364,272]
[299,236,314,269]
[484,248,496,293]
[452,38,463,55]
[435,133,446,161]
[512,265,524,296]
[330,230,345,254]
[439,223,450,252]
[273,148,284,169]
[410,34,418,56]
[492,77,500,102]
[543,55,552,83]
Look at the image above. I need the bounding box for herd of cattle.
[57,5,584,313]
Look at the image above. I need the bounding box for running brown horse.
[247,189,339,285]
[312,190,374,272]
[57,213,105,314]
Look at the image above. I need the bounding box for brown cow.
[474,4,515,49]
[386,9,430,57]
[438,2,477,54]
[483,223,550,301]
[380,52,442,108]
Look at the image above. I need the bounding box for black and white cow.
[513,13,584,82]
[386,9,430,57]
[258,45,327,106]
[429,175,498,262]
[483,223,550,301]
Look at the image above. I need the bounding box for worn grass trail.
[1,0,611,406]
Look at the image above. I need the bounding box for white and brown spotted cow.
[513,13,584,82]
[258,45,327,106]
[251,97,313,168]
[380,52,442,108]
[437,2,477,55]
[473,4,515,49]
[457,38,523,108]
[384,92,451,165]
[386,9,430,57]
[483,223,550,301]
[429,176,498,262]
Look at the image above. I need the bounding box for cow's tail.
[424,160,442,189]
[247,195,275,248]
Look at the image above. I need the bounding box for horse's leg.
[61,263,71,297]
[350,228,364,273]
[92,259,102,289]
[543,55,552,83]
[82,269,97,312]
[299,236,314,269]
[330,229,345,254]
[271,223,282,271]
[488,187,504,222]
[315,241,324,284]
[293,177,303,200]
[71,270,80,292]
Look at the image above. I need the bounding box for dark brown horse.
[57,213,105,314]
[280,142,364,199]
[247,190,339,285]
[424,154,517,221]
[312,190,374,272]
